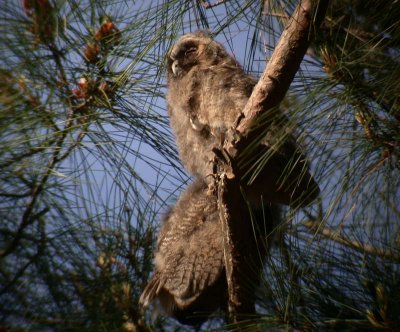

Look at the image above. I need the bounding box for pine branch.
[301,220,400,261]
[216,172,255,319]
[215,0,330,325]
[0,43,78,259]
[0,121,72,259]
[0,216,46,296]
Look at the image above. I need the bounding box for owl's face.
[167,32,221,78]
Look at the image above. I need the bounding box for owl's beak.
[171,60,182,77]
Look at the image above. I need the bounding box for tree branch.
[228,0,330,157]
[216,173,255,322]
[216,0,330,324]
[301,220,400,261]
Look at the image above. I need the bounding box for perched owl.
[166,31,319,207]
[139,179,279,326]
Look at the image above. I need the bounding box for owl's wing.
[140,221,224,310]
[140,180,225,312]
[161,221,224,308]
[139,271,164,308]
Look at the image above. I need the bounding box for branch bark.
[217,171,257,323]
[215,0,330,325]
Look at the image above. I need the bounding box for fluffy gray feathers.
[166,31,254,178]
[166,31,319,207]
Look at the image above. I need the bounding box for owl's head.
[167,31,233,78]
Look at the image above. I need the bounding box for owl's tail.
[139,272,162,308]
[139,272,181,320]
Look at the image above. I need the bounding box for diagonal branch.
[216,0,330,325]
[301,220,400,261]
[227,0,330,157]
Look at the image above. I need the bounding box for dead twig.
[199,0,227,9]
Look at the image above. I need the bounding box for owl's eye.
[185,47,197,56]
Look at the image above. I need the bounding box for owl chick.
[139,179,279,326]
[166,31,319,207]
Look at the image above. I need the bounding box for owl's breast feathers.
[168,60,254,132]
[166,32,320,207]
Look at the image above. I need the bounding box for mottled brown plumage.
[166,31,319,207]
[139,179,279,325]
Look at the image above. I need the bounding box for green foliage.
[0,0,179,330]
[0,0,399,331]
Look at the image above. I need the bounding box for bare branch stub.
[215,0,330,324]
[199,0,226,10]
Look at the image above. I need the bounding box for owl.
[139,179,279,326]
[166,31,319,208]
